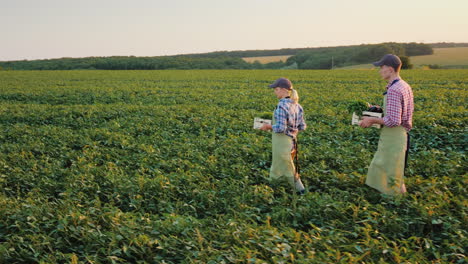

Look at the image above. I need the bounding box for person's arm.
[260,123,272,131]
[260,106,287,132]
[359,116,384,127]
[360,89,402,128]
[297,106,307,131]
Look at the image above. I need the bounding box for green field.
[0,70,466,263]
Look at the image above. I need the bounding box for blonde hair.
[289,88,299,104]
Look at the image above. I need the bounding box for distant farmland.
[410,47,468,67]
[242,55,292,63]
[339,47,468,69]
[242,47,468,69]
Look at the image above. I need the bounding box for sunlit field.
[0,69,466,263]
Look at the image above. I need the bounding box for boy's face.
[379,65,395,80]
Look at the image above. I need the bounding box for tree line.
[0,42,434,70]
[284,42,432,69]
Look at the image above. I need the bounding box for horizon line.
[2,41,468,63]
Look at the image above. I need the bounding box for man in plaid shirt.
[360,54,414,195]
[381,79,414,131]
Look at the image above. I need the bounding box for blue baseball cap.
[268,77,292,90]
[372,54,402,69]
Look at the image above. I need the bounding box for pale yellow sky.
[1,0,467,61]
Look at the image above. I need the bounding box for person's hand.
[259,124,272,131]
[359,117,374,128]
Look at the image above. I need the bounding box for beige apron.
[269,114,304,192]
[365,94,407,195]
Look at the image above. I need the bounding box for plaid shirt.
[272,97,306,138]
[383,78,414,131]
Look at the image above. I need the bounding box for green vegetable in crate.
[367,105,383,113]
[258,111,272,119]
[347,100,370,114]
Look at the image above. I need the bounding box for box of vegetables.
[253,112,272,130]
[348,101,383,128]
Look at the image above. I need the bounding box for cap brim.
[372,61,383,67]
[268,84,276,88]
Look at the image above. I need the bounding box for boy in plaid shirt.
[359,54,414,195]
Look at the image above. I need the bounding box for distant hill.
[176,42,468,59]
[178,42,432,59]
[339,47,468,69]
[2,42,467,70]
[411,47,468,68]
[242,43,468,65]
[281,42,432,69]
[428,42,468,48]
[175,48,314,58]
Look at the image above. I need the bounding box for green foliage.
[0,56,255,71]
[258,111,273,119]
[281,62,298,70]
[428,64,443,69]
[0,70,466,263]
[346,101,369,114]
[400,56,413,69]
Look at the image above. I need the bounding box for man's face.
[379,65,394,80]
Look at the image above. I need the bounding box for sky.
[1,0,467,61]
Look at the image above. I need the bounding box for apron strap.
[404,132,410,172]
[293,137,300,176]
